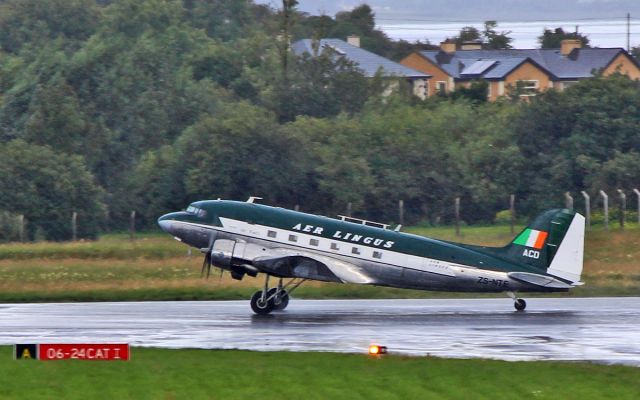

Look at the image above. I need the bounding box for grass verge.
[1,347,638,400]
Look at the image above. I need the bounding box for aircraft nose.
[157,214,174,234]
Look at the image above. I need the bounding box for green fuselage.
[158,200,569,293]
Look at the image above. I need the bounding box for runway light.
[368,345,387,355]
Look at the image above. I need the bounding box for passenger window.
[373,251,382,259]
[289,234,298,242]
[331,243,339,250]
[267,230,277,238]
[352,247,360,255]
[310,239,319,246]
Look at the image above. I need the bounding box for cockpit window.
[186,205,207,218]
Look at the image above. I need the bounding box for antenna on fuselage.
[394,225,402,232]
[246,196,263,204]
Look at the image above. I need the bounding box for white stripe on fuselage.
[171,216,508,283]
[217,217,461,277]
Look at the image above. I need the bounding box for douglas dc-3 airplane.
[158,197,585,314]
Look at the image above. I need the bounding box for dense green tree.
[178,102,309,205]
[483,21,513,50]
[267,49,371,121]
[512,74,640,214]
[453,26,482,45]
[587,151,640,194]
[127,145,187,227]
[335,5,375,36]
[451,22,513,50]
[538,27,590,49]
[184,0,255,41]
[0,0,100,53]
[0,140,105,240]
[449,80,489,103]
[631,45,640,62]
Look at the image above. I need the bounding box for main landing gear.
[250,275,306,315]
[507,291,527,311]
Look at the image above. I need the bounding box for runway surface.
[1,297,639,366]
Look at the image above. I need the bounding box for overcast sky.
[256,0,640,48]
[257,1,640,22]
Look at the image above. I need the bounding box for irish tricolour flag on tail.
[513,229,548,249]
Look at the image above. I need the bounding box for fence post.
[18,214,25,242]
[599,190,609,230]
[634,189,640,225]
[346,202,352,218]
[454,197,460,237]
[581,191,590,229]
[617,189,626,230]
[71,211,78,241]
[564,192,573,210]
[129,211,136,241]
[398,200,405,226]
[509,194,515,235]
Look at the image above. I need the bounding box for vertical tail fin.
[500,209,585,283]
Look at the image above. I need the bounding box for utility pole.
[454,197,460,237]
[581,191,591,229]
[71,212,78,241]
[129,211,136,242]
[617,189,626,230]
[509,194,515,235]
[280,1,297,81]
[564,192,573,211]
[634,189,640,225]
[600,190,609,231]
[18,214,25,242]
[627,13,631,52]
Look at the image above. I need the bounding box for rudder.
[500,209,585,283]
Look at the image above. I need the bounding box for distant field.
[0,225,638,302]
[0,347,638,400]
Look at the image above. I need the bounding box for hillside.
[1,1,640,242]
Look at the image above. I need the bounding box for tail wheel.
[250,291,274,315]
[514,298,527,311]
[268,288,289,311]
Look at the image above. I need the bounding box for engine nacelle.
[209,239,236,268]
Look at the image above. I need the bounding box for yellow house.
[401,39,640,100]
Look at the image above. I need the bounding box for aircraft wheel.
[268,288,289,311]
[251,291,274,315]
[514,298,527,311]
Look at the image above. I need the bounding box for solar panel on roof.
[461,60,497,75]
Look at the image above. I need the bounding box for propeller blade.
[200,230,217,280]
[200,252,209,277]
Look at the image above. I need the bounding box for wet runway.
[1,297,639,366]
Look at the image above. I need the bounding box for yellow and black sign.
[14,344,38,360]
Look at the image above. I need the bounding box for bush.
[0,140,106,241]
[0,211,23,242]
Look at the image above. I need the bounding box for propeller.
[200,231,217,279]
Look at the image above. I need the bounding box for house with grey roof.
[400,40,640,100]
[292,36,431,99]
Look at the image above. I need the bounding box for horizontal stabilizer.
[508,272,573,289]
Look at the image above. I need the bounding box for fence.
[5,188,640,243]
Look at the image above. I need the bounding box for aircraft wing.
[252,249,376,284]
